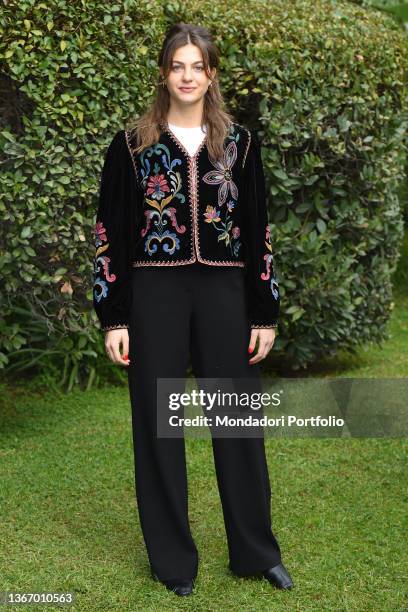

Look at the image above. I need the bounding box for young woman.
[93,22,293,597]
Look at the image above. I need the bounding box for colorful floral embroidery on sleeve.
[93,220,117,303]
[260,224,279,300]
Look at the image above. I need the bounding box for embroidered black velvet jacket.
[92,122,280,331]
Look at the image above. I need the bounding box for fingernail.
[123,354,128,360]
[248,347,254,353]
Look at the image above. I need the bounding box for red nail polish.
[248,347,253,353]
[123,354,128,360]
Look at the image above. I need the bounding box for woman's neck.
[166,107,204,129]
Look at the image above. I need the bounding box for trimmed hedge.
[0,0,407,387]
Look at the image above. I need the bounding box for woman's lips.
[179,87,195,92]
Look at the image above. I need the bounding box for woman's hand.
[248,328,276,364]
[105,328,130,366]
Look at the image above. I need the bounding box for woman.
[93,22,293,597]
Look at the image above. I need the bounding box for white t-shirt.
[168,123,207,157]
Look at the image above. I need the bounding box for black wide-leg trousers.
[127,263,282,581]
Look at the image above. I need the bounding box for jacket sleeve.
[241,130,280,328]
[92,130,138,332]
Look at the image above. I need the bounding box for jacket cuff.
[250,322,278,329]
[101,322,129,332]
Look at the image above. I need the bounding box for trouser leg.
[189,266,282,575]
[127,267,198,581]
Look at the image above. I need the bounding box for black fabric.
[92,131,138,330]
[127,265,282,580]
[92,122,280,330]
[241,131,280,327]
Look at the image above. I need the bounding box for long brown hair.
[126,22,235,161]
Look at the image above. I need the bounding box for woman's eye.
[171,66,204,71]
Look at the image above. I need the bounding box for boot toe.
[151,571,195,596]
[262,563,294,590]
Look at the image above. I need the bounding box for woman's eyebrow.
[171,61,204,65]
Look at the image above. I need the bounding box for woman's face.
[162,43,216,107]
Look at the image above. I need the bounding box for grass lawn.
[1,293,407,610]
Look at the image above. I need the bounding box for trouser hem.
[228,558,282,577]
[151,568,197,582]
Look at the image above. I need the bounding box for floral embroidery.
[204,205,221,223]
[93,220,117,303]
[145,230,181,255]
[201,140,241,258]
[203,201,241,257]
[139,143,187,257]
[260,224,279,300]
[146,173,170,200]
[202,140,238,206]
[95,220,107,245]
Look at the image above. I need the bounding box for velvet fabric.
[92,122,280,331]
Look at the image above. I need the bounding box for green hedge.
[0,0,407,387]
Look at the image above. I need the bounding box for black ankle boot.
[262,563,294,590]
[151,570,195,596]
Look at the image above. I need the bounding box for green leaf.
[271,168,288,181]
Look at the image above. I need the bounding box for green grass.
[0,381,406,611]
[1,232,407,610]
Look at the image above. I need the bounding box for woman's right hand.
[104,328,130,366]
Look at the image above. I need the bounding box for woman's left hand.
[248,328,276,364]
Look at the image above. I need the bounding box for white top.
[168,123,207,157]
